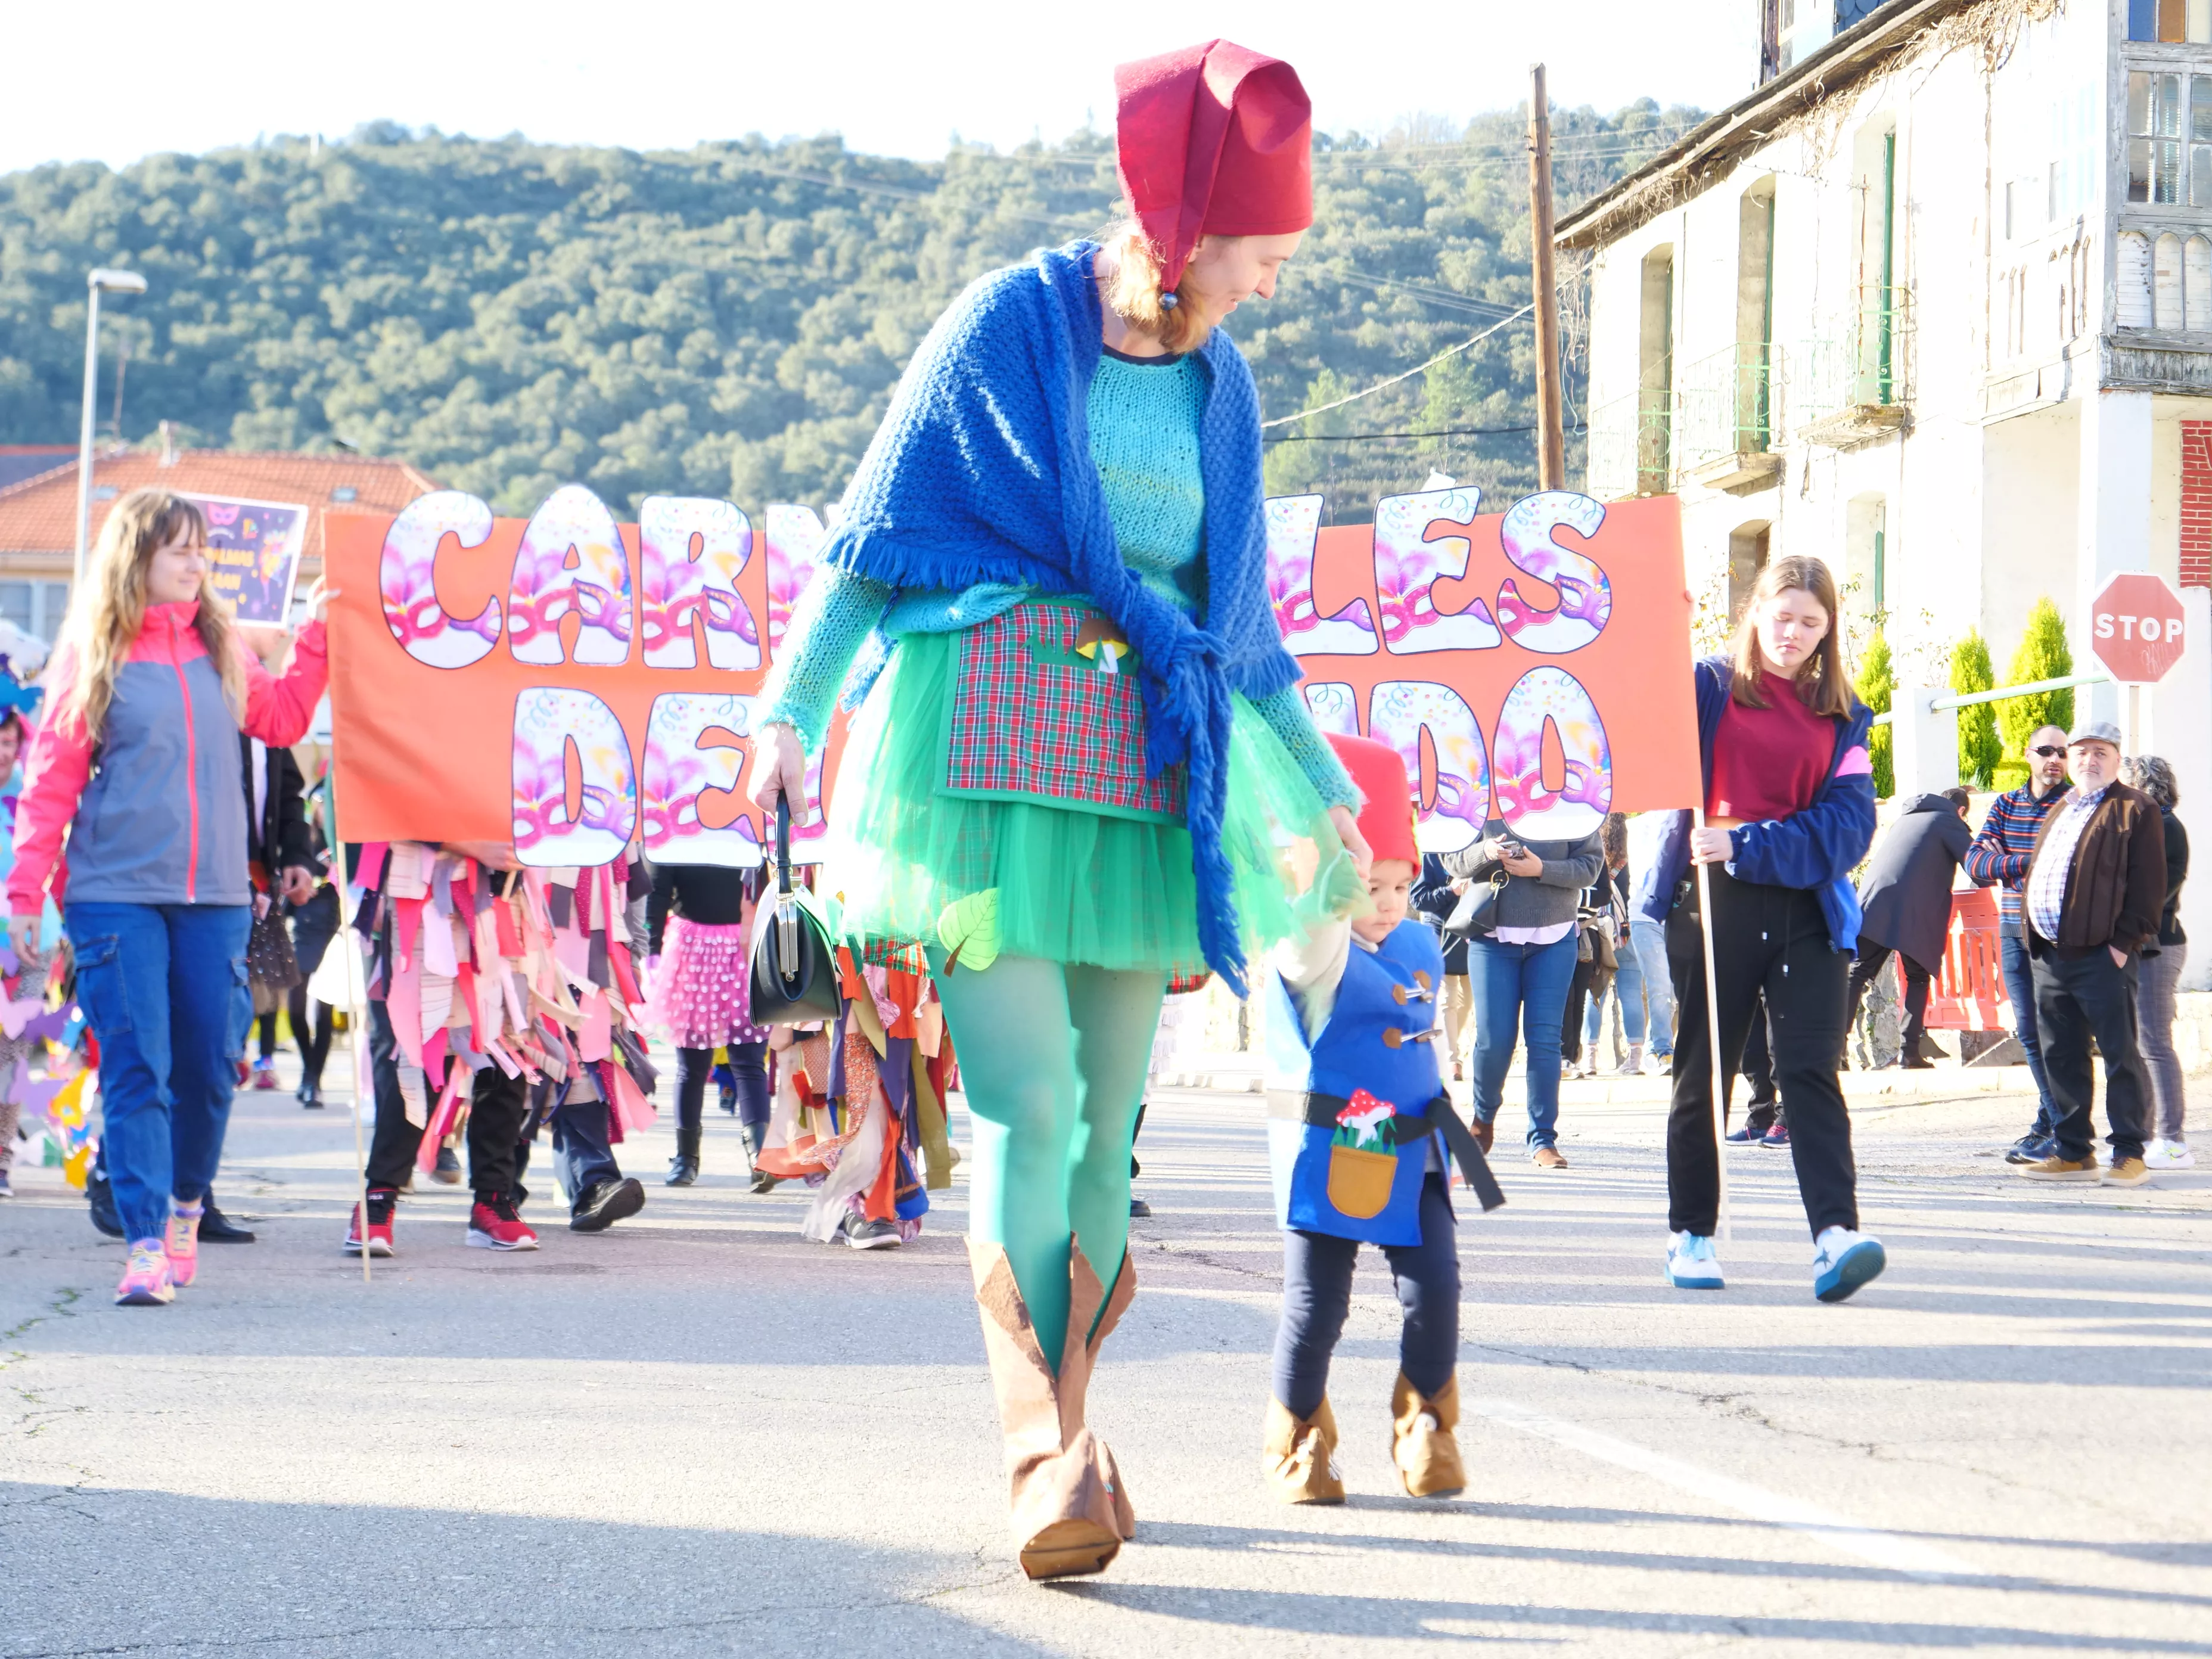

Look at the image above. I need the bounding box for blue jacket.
[1635,656,1877,952]
[817,241,1298,993]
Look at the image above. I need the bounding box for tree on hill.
[1998,598,2074,760]
[1858,629,1896,799]
[0,108,1697,521]
[1950,629,2000,788]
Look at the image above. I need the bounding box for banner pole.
[1691,805,1731,1244]
[317,615,373,1286]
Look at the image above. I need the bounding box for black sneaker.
[431,1146,463,1185]
[840,1211,902,1250]
[570,1177,646,1233]
[2005,1132,2054,1165]
[88,1170,123,1239]
[1128,1196,1151,1218]
[297,1079,324,1109]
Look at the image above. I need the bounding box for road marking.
[1471,1396,1977,1580]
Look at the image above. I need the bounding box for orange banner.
[325,483,1698,868]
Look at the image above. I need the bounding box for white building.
[1563,0,2212,741]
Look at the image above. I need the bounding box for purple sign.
[192,494,308,626]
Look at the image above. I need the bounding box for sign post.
[2089,571,2188,753]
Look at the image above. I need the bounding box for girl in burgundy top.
[1638,556,1884,1303]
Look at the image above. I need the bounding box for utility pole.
[1527,63,1566,492]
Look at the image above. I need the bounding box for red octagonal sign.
[2090,571,2188,684]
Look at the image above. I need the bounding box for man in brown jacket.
[2017,721,2167,1186]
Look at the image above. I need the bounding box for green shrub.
[1950,630,2001,787]
[1858,629,1895,799]
[1999,598,2074,760]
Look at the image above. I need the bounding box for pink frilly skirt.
[645,915,769,1050]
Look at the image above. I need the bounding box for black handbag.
[1443,869,1508,939]
[746,798,843,1026]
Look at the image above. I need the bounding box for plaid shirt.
[1964,780,2067,935]
[2025,783,2110,944]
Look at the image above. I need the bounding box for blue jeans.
[1584,930,1649,1048]
[1631,916,1675,1056]
[66,902,252,1243]
[2000,933,2055,1134]
[1468,931,1580,1149]
[549,1085,623,1203]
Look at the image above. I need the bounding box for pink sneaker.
[116,1239,175,1306]
[164,1201,203,1288]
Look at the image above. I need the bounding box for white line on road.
[1470,1396,1978,1581]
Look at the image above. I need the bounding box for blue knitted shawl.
[823,240,1302,992]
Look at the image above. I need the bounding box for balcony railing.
[1674,342,1779,477]
[1791,297,1915,441]
[1584,387,1674,500]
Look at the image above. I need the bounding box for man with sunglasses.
[1965,724,2073,1161]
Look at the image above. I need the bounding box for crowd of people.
[0,35,2194,1587]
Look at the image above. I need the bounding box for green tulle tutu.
[823,622,1355,975]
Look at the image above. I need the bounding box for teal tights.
[930,952,1167,1371]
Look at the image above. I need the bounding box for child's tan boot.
[1263,1396,1346,1504]
[1390,1373,1466,1498]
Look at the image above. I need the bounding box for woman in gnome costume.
[1265,735,1502,1504]
[751,40,1368,1580]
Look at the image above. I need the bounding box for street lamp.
[74,268,149,584]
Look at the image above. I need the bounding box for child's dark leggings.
[1272,1173,1460,1418]
[676,1042,768,1135]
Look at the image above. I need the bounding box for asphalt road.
[3,1054,2208,1657]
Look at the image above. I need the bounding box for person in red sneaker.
[345,840,538,1256]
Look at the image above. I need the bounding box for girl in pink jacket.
[8,489,329,1306]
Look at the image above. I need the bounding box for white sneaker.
[1812,1226,1886,1303]
[2143,1139,2196,1169]
[1664,1231,1723,1289]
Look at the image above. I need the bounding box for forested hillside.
[1,107,1695,524]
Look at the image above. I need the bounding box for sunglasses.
[2029,745,2066,758]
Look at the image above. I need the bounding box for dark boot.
[742,1120,780,1193]
[197,1192,257,1243]
[666,1126,701,1186]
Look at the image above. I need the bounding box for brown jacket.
[2025,780,2168,957]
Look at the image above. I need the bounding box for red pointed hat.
[1326,733,1421,869]
[1114,39,1313,291]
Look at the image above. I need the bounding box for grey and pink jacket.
[7,602,328,914]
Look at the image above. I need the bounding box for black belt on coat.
[1266,1089,1506,1213]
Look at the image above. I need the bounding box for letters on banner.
[325,481,1696,869]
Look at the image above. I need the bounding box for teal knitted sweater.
[763,348,1355,809]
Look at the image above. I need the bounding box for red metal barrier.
[1925,885,2011,1031]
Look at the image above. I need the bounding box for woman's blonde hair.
[1728,553,1854,718]
[1100,219,1213,355]
[58,489,246,742]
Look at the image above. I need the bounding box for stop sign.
[2090,571,2188,684]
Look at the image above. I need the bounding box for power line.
[1259,305,1536,429]
[1264,421,1588,445]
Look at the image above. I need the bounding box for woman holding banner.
[750,40,1366,1580]
[7,489,328,1307]
[1642,555,1886,1303]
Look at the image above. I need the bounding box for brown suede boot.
[1390,1373,1466,1498]
[968,1235,1137,1580]
[1262,1397,1346,1504]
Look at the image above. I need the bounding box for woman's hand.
[748,722,812,819]
[1690,826,1736,865]
[301,580,338,625]
[7,914,46,968]
[1326,804,1372,884]
[1499,844,1545,878]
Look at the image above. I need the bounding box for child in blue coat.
[1263,734,1502,1503]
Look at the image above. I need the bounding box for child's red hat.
[1114,39,1313,292]
[1326,733,1421,869]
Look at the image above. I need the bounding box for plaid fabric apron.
[940,599,1187,823]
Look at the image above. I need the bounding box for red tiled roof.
[0,449,440,563]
